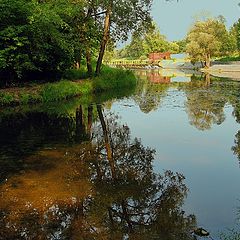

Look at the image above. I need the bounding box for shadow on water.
[0,86,136,182]
[0,103,197,239]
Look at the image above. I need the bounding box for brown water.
[0,70,240,239]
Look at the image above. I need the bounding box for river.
[0,69,239,239]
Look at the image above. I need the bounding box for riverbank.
[201,61,240,80]
[0,67,136,106]
[159,59,240,80]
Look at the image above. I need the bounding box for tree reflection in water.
[0,105,196,240]
[133,71,170,114]
[184,75,227,131]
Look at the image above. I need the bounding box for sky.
[151,0,240,41]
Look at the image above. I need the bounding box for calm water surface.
[0,69,240,239]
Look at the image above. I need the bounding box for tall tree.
[94,0,153,75]
[229,18,240,54]
[186,18,232,68]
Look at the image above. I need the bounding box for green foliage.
[118,22,179,59]
[186,18,235,67]
[0,0,154,83]
[0,66,136,105]
[63,69,89,80]
[0,0,89,82]
[103,0,153,42]
[0,92,15,105]
[230,18,240,53]
[216,55,240,62]
[175,39,187,53]
[142,23,169,54]
[0,0,35,79]
[19,92,42,104]
[93,66,137,92]
[41,80,93,102]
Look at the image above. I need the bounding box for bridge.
[106,59,161,68]
[106,59,191,69]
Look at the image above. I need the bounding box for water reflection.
[184,75,227,131]
[0,104,196,239]
[134,70,240,130]
[134,69,240,169]
[1,69,240,238]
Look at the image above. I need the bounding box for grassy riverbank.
[215,56,240,62]
[0,67,137,106]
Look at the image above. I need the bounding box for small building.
[148,52,171,62]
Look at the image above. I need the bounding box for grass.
[41,80,93,102]
[93,66,137,92]
[0,66,137,106]
[0,92,15,105]
[216,55,240,62]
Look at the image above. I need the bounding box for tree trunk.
[86,48,93,76]
[121,200,133,232]
[75,61,80,69]
[85,8,93,76]
[95,7,111,76]
[205,72,210,86]
[75,43,82,70]
[205,54,211,68]
[97,104,116,179]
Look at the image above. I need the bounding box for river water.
[0,69,240,239]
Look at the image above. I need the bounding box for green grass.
[0,92,15,105]
[93,66,137,92]
[0,66,137,106]
[41,80,93,102]
[216,55,240,62]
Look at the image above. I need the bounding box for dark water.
[0,69,240,239]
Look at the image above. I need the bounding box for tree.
[94,0,153,75]
[186,18,232,68]
[0,0,87,81]
[120,23,173,59]
[175,39,187,53]
[184,75,227,130]
[142,23,170,55]
[126,31,145,58]
[229,18,240,54]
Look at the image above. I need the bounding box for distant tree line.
[116,15,240,68]
[116,22,181,59]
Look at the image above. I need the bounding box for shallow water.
[0,69,240,239]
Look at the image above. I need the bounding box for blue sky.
[151,0,240,41]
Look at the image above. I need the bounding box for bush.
[63,69,88,80]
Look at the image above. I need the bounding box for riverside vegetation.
[0,0,153,105]
[0,66,137,106]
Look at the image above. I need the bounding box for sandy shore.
[202,62,240,80]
